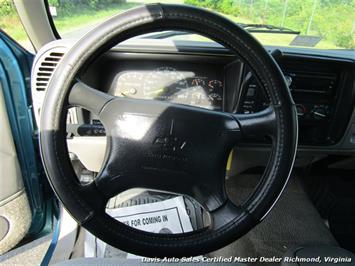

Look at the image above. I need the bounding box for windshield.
[47,0,354,50]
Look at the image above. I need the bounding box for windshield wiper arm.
[238,23,300,34]
[140,23,299,40]
[141,31,190,39]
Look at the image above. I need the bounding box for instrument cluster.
[112,67,223,110]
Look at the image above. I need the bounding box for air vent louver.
[35,51,64,91]
[32,45,68,127]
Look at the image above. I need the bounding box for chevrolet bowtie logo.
[154,136,186,151]
[154,119,187,152]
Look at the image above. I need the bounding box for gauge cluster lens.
[114,67,223,110]
[143,67,189,103]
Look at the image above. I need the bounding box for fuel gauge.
[115,72,144,97]
[207,80,223,109]
[208,92,222,103]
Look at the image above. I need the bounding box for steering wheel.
[40,4,297,257]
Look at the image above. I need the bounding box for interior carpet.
[328,198,355,253]
[209,174,338,260]
[83,174,338,262]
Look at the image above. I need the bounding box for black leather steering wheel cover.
[40,4,298,257]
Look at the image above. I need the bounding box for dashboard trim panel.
[32,38,354,152]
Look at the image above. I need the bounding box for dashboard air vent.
[31,45,68,127]
[35,51,64,92]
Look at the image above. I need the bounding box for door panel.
[0,78,31,255]
[0,80,23,202]
[0,31,52,255]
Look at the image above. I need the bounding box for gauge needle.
[314,111,326,117]
[146,88,164,95]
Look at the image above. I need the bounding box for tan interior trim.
[0,192,31,255]
[67,136,107,172]
[13,0,56,51]
[0,189,26,207]
[0,83,24,203]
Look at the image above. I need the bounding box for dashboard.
[238,62,341,145]
[78,47,354,148]
[32,39,355,152]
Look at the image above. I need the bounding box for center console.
[237,57,351,146]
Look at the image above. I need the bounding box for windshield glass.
[47,0,354,50]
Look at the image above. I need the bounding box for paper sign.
[85,196,193,258]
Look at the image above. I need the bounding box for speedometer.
[113,68,223,110]
[143,67,188,102]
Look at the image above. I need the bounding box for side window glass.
[0,0,34,52]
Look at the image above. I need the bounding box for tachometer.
[208,80,223,91]
[143,67,188,102]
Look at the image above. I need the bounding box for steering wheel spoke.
[78,182,108,215]
[232,106,277,141]
[209,199,245,230]
[68,81,114,116]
